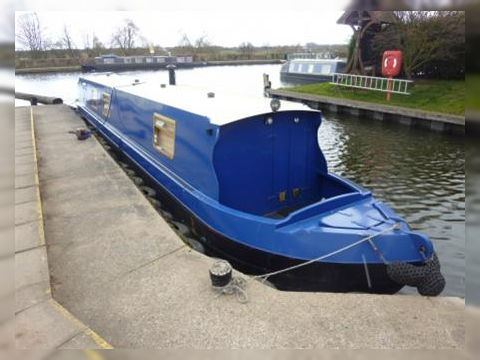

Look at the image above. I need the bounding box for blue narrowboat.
[77,73,445,295]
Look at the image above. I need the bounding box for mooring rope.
[250,222,401,283]
[214,222,401,303]
[212,277,249,304]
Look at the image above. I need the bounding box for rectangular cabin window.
[320,64,332,75]
[153,113,176,159]
[89,88,98,110]
[102,93,111,117]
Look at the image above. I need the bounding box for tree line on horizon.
[15,11,465,81]
[14,14,348,68]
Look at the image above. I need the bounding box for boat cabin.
[78,74,359,220]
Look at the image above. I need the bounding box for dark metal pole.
[263,73,271,97]
[167,64,176,86]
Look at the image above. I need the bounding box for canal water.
[15,64,465,299]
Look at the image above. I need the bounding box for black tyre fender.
[387,253,445,296]
[160,210,173,221]
[147,197,162,209]
[131,176,143,186]
[170,221,191,236]
[118,161,130,169]
[184,237,205,253]
[417,272,446,296]
[386,262,429,287]
[124,168,136,177]
[139,186,156,197]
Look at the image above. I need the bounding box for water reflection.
[320,113,465,296]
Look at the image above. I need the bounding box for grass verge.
[287,79,465,116]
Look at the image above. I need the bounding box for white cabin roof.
[290,58,347,63]
[80,73,316,126]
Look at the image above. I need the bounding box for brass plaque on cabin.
[292,188,301,198]
[153,113,176,159]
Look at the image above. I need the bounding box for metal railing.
[331,73,413,95]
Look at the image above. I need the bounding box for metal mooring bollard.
[209,260,233,288]
[209,260,249,303]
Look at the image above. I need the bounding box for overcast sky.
[14,8,353,49]
[9,0,463,46]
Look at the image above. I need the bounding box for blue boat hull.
[91,137,404,294]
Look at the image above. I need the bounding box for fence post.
[386,76,393,101]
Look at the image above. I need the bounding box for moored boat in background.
[81,54,198,72]
[280,58,347,85]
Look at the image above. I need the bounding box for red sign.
[382,50,403,77]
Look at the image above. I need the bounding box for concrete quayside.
[14,104,465,349]
[269,89,465,135]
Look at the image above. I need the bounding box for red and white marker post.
[382,50,403,102]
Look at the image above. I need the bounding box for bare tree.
[62,25,76,57]
[82,33,91,50]
[194,35,210,49]
[176,33,194,55]
[110,19,140,55]
[93,35,106,56]
[193,35,216,59]
[239,42,254,59]
[179,34,189,46]
[15,13,44,57]
[178,33,192,48]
